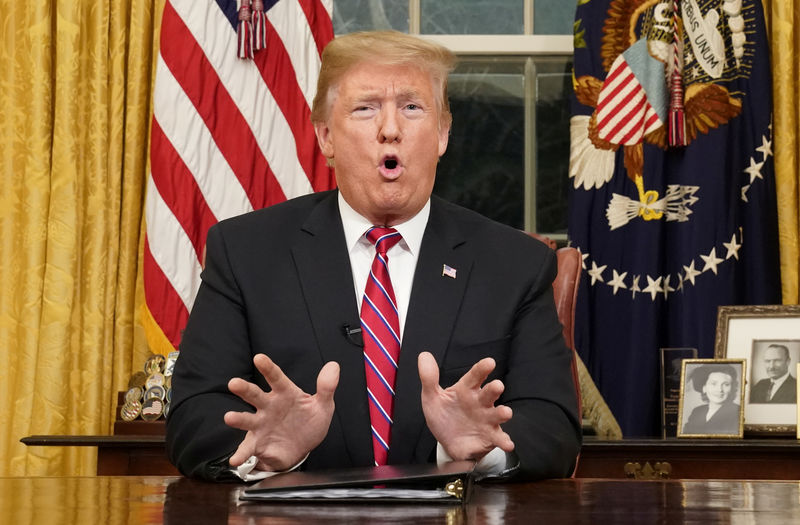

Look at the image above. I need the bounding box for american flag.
[142,0,335,354]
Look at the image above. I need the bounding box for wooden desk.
[21,435,179,476]
[576,438,800,479]
[23,435,800,479]
[0,476,798,523]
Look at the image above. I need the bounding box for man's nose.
[378,108,401,143]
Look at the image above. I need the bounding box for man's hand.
[418,351,514,461]
[224,354,339,472]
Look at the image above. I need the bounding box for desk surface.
[0,476,798,524]
[22,435,800,479]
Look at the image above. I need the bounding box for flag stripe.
[171,0,314,200]
[145,175,204,309]
[267,0,323,108]
[298,0,334,55]
[612,94,647,144]
[252,19,328,190]
[152,58,253,221]
[143,238,190,347]
[160,3,287,209]
[143,0,333,351]
[150,120,218,258]
[597,71,639,130]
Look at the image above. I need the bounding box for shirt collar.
[338,191,430,255]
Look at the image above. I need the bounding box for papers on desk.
[243,487,457,500]
[239,460,475,504]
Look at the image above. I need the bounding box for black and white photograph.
[715,305,800,433]
[677,359,745,438]
[749,341,799,404]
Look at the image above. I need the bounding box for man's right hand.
[224,354,340,472]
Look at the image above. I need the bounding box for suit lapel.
[290,192,373,466]
[388,199,473,463]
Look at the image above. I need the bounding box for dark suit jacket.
[166,191,582,481]
[749,375,797,403]
[682,402,741,435]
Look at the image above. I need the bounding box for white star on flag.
[643,275,663,302]
[607,270,628,295]
[723,234,742,260]
[588,261,607,285]
[683,260,702,285]
[744,157,764,183]
[701,248,724,275]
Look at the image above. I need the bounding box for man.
[749,344,797,403]
[166,31,581,482]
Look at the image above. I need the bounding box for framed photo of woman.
[677,359,746,438]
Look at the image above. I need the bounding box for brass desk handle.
[624,461,672,480]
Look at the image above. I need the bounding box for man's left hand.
[418,351,514,461]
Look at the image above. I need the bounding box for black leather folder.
[239,460,476,504]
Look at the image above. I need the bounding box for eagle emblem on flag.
[570,0,750,230]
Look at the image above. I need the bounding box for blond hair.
[310,31,455,128]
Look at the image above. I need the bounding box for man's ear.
[437,122,450,157]
[314,121,334,159]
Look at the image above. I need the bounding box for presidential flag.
[569,0,780,436]
[142,0,335,354]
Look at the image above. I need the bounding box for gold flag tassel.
[237,0,254,59]
[668,0,687,146]
[252,0,267,51]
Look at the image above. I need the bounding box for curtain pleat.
[0,0,157,477]
[766,0,800,303]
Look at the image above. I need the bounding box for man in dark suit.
[166,31,581,482]
[749,344,797,403]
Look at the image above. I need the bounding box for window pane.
[421,0,524,35]
[533,57,572,234]
[332,0,409,35]
[434,59,526,230]
[533,0,575,35]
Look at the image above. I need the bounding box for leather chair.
[527,233,580,409]
[552,245,583,419]
[528,233,622,442]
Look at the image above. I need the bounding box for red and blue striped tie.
[361,227,402,466]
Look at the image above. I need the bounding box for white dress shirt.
[337,191,429,338]
[768,371,791,399]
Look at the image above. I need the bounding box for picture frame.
[660,347,698,438]
[677,359,745,438]
[714,305,800,434]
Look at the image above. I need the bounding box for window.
[332,0,574,238]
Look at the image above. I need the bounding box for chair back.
[527,233,583,443]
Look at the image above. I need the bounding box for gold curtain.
[765,0,800,303]
[0,0,160,476]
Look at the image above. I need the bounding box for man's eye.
[405,104,420,111]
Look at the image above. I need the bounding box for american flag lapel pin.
[442,264,457,279]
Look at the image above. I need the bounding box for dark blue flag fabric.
[569,0,780,437]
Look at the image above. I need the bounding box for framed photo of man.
[714,305,800,434]
[677,359,745,438]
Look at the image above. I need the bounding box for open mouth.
[379,155,402,179]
